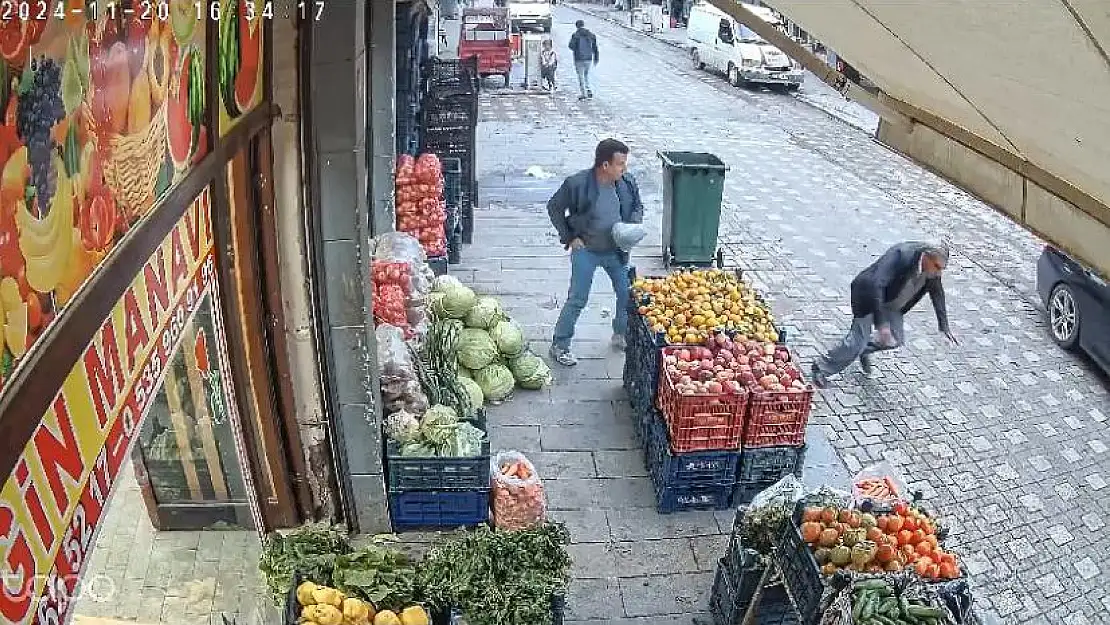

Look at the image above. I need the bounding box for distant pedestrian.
[547,139,646,366]
[540,38,558,90]
[811,242,959,388]
[568,19,599,99]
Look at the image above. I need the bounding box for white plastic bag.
[851,461,908,510]
[491,451,546,531]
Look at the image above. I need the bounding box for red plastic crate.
[743,388,814,448]
[656,348,748,452]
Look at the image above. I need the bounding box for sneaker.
[578,94,588,100]
[587,90,594,98]
[549,345,579,367]
[611,333,627,351]
[810,362,829,389]
[860,353,875,377]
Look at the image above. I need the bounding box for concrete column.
[308,1,389,534]
[271,5,337,521]
[368,0,397,237]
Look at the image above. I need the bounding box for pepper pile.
[395,154,447,258]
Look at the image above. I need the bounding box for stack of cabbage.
[385,404,486,457]
[428,276,553,404]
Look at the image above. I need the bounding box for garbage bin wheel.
[715,248,724,268]
[663,247,673,269]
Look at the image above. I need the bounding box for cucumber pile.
[850,579,948,625]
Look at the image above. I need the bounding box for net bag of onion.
[491,451,547,531]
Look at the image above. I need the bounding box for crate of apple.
[662,334,806,396]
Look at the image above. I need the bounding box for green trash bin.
[657,151,728,268]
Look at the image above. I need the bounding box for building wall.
[305,3,391,534]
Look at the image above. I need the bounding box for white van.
[686,1,803,90]
[508,0,552,32]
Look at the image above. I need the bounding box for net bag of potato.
[491,451,546,530]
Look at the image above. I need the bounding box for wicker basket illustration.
[102,103,168,219]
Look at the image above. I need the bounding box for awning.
[763,0,1110,212]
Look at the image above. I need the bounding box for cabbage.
[459,375,485,409]
[458,367,473,379]
[432,275,463,293]
[457,328,498,370]
[490,320,525,356]
[464,296,505,329]
[418,405,460,449]
[441,422,486,457]
[400,442,437,457]
[509,351,553,390]
[384,409,420,443]
[439,283,477,319]
[473,363,515,402]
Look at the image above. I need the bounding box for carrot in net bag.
[491,451,546,530]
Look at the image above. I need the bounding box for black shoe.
[860,354,874,377]
[810,363,829,389]
[587,90,594,98]
[578,95,587,100]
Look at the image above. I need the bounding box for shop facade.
[0,3,347,622]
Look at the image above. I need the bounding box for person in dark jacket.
[568,20,599,100]
[547,139,645,366]
[811,242,958,387]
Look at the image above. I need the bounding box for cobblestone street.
[474,6,1110,623]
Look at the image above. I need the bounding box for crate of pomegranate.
[657,344,749,452]
[739,339,814,448]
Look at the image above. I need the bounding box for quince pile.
[632,269,777,345]
[295,581,430,625]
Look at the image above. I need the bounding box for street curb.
[566,3,690,51]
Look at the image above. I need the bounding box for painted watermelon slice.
[233,0,262,115]
[167,48,196,171]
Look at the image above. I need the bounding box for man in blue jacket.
[547,139,645,366]
[569,20,599,100]
[811,242,959,387]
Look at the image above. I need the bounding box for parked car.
[1036,245,1110,373]
[507,0,552,32]
[686,0,803,90]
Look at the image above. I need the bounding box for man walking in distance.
[547,139,645,366]
[569,19,599,100]
[811,242,959,388]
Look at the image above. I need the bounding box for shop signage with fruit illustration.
[0,0,208,393]
[218,0,264,135]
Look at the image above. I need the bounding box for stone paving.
[471,6,1110,624]
[73,466,273,625]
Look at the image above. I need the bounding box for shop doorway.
[131,290,257,530]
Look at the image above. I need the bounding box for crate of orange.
[656,346,749,452]
[629,267,780,347]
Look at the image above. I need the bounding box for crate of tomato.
[657,345,748,452]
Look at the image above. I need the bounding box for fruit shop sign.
[0,189,213,625]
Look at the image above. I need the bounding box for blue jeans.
[574,60,593,96]
[553,249,630,350]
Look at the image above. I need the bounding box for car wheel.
[727,64,741,87]
[1048,283,1081,349]
[692,49,704,70]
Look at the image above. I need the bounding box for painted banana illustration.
[16,154,74,294]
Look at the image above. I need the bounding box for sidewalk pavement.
[465,73,850,621]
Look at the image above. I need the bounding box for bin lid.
[656,151,729,171]
[613,222,647,252]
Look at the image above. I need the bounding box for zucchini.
[855,579,890,592]
[861,595,877,620]
[906,605,945,620]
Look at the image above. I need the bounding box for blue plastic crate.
[428,256,448,276]
[648,410,740,486]
[389,489,489,531]
[732,445,806,505]
[710,561,798,625]
[655,481,732,514]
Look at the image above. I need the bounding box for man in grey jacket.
[547,139,645,366]
[811,242,959,387]
[569,20,599,100]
